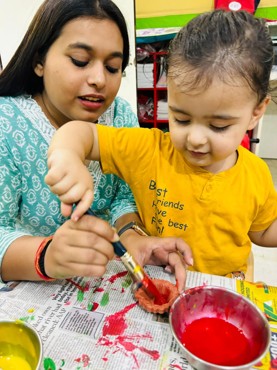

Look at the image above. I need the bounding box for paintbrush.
[82,206,166,305]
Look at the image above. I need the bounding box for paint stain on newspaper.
[97,302,160,368]
[168,365,182,370]
[87,271,131,310]
[107,270,128,283]
[43,357,56,370]
[100,292,110,306]
[74,354,90,368]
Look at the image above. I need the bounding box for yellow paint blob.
[0,355,32,370]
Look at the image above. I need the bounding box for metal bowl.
[0,320,42,370]
[169,286,271,370]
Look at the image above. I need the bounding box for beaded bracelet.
[35,236,55,281]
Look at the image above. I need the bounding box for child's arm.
[249,218,277,247]
[45,121,99,220]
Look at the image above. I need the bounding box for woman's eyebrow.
[67,42,123,59]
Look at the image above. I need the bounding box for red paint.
[98,304,160,368]
[142,275,167,305]
[116,335,159,360]
[94,287,104,292]
[98,333,160,367]
[74,354,90,367]
[107,270,128,283]
[181,317,259,366]
[271,358,277,368]
[92,302,99,311]
[102,302,137,336]
[66,278,86,292]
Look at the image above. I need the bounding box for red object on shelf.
[241,133,250,150]
[137,51,168,129]
[214,0,260,14]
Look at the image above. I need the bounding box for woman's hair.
[167,9,275,103]
[0,0,129,96]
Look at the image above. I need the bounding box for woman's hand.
[120,232,193,293]
[45,149,94,219]
[44,214,118,279]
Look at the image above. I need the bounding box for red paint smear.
[92,302,99,311]
[107,270,128,283]
[181,317,260,366]
[271,358,277,368]
[119,338,159,360]
[98,304,160,368]
[66,278,86,292]
[74,354,90,367]
[102,302,137,336]
[95,287,104,292]
[142,275,167,305]
[98,333,159,367]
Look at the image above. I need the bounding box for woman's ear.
[248,96,271,131]
[33,53,44,77]
[34,61,44,77]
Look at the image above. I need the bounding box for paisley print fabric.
[0,95,138,280]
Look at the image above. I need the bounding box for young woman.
[0,0,191,289]
[46,9,277,280]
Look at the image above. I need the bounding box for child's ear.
[248,96,271,130]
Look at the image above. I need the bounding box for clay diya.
[134,279,179,314]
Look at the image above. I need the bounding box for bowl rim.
[0,319,43,370]
[169,285,271,370]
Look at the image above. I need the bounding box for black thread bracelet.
[38,239,53,279]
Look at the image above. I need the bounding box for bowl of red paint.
[169,286,270,370]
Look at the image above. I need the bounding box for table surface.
[0,261,275,370]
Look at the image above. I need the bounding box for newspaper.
[0,260,276,370]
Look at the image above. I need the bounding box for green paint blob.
[100,292,109,306]
[122,277,132,288]
[77,290,84,302]
[18,317,29,322]
[60,359,65,367]
[43,357,56,370]
[87,302,94,311]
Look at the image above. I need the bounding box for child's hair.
[0,0,129,97]
[167,9,275,103]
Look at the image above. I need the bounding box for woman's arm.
[1,216,118,282]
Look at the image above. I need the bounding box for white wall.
[0,0,137,112]
[0,0,44,66]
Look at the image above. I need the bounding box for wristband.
[118,221,149,237]
[35,236,55,281]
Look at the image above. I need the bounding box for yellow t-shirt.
[97,125,277,275]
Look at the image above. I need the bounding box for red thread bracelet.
[35,236,55,281]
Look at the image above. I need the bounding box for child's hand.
[120,234,193,293]
[45,149,94,220]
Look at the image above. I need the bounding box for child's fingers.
[71,189,94,221]
[45,168,65,188]
[175,238,194,267]
[167,252,187,293]
[61,203,73,218]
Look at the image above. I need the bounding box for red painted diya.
[134,279,179,314]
